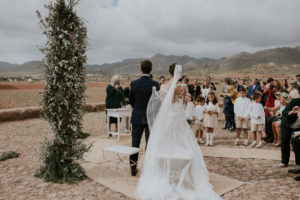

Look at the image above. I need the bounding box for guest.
[204,92,220,146]
[264,90,281,143]
[282,79,289,91]
[159,76,166,86]
[124,86,130,105]
[248,78,263,99]
[202,80,211,100]
[246,93,265,148]
[105,75,125,134]
[193,96,206,144]
[289,132,300,181]
[221,78,236,131]
[185,93,194,125]
[264,77,275,118]
[265,91,290,146]
[278,98,300,167]
[293,74,300,93]
[289,83,300,99]
[190,80,201,100]
[180,76,190,86]
[241,79,249,92]
[123,86,131,131]
[233,80,244,92]
[234,88,250,146]
[206,76,216,91]
[184,77,193,95]
[261,82,268,106]
[274,80,282,92]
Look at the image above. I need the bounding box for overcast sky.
[0,0,299,64]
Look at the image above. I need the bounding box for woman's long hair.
[206,92,218,105]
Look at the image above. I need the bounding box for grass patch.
[0,151,19,161]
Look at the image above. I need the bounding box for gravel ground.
[0,112,299,200]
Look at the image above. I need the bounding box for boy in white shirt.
[234,88,251,146]
[245,93,266,148]
[193,96,206,144]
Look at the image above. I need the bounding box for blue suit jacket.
[129,76,160,125]
[248,84,262,99]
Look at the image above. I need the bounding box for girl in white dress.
[203,92,220,146]
[135,64,222,200]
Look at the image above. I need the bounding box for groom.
[129,60,160,176]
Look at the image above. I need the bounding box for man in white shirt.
[234,88,251,146]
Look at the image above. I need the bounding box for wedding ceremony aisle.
[0,112,299,200]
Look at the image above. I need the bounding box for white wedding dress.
[135,65,222,200]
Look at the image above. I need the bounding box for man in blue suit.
[248,78,262,99]
[129,60,160,176]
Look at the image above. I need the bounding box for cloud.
[0,0,299,64]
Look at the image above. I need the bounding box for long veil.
[136,65,222,199]
[146,86,161,131]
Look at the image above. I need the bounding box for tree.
[35,0,91,184]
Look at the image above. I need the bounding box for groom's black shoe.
[131,169,138,176]
[295,175,300,181]
[288,166,300,174]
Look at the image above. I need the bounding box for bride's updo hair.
[169,63,177,76]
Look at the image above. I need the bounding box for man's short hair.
[297,74,300,78]
[140,60,152,74]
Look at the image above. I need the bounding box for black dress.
[105,85,125,124]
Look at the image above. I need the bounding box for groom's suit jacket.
[129,75,160,125]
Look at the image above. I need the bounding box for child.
[193,96,206,144]
[185,93,194,126]
[203,92,220,146]
[234,88,251,146]
[246,93,265,148]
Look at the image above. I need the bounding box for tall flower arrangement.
[35,0,90,183]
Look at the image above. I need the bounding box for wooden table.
[106,108,132,140]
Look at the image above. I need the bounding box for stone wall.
[0,103,106,122]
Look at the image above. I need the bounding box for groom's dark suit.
[129,75,159,171]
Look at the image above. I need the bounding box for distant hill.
[195,46,300,71]
[87,54,216,75]
[1,46,300,75]
[0,62,19,72]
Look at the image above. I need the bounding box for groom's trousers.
[130,124,150,171]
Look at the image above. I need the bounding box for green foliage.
[35,0,91,184]
[0,151,19,161]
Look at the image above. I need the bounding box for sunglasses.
[275,93,281,96]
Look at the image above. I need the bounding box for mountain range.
[1,46,300,75]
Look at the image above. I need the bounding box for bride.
[135,64,222,200]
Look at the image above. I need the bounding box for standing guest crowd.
[105,65,300,181]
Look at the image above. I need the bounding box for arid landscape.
[0,71,295,110]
